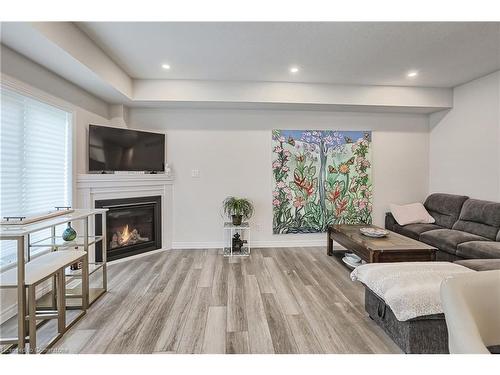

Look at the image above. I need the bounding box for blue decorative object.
[62,222,77,241]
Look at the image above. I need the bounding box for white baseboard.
[171,239,330,249]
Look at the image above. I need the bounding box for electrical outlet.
[191,169,200,178]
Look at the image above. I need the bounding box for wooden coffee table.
[327,224,437,263]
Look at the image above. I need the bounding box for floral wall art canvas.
[272,129,373,234]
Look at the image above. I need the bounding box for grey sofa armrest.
[385,212,397,231]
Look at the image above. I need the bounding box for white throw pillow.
[390,203,435,226]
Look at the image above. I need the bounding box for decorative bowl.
[345,252,362,262]
[359,227,389,238]
[342,256,363,269]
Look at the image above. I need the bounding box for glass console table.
[0,208,108,353]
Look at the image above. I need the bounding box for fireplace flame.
[110,223,150,249]
[121,224,131,244]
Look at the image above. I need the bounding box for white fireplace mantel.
[76,173,174,253]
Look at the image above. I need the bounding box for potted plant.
[222,196,254,226]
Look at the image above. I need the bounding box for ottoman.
[351,262,474,354]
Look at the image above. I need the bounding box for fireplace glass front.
[108,205,154,250]
[95,196,161,261]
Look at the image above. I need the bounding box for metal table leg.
[57,269,66,333]
[102,212,108,292]
[17,237,26,353]
[81,254,89,310]
[28,285,36,354]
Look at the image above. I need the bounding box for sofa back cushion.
[452,199,500,240]
[424,193,469,228]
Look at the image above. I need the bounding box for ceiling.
[78,22,500,87]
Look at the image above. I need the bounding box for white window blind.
[0,87,72,268]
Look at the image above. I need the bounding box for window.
[0,87,72,268]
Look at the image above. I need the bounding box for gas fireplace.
[95,196,162,261]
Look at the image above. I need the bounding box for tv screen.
[89,125,165,172]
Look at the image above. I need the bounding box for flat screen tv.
[89,125,165,172]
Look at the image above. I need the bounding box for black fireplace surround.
[95,196,162,261]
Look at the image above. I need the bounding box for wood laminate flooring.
[52,248,401,354]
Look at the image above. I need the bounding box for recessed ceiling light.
[289,66,300,74]
[162,64,171,70]
[407,70,418,78]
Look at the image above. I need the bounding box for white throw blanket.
[350,262,474,321]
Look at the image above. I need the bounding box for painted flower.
[357,199,368,210]
[273,146,283,153]
[361,159,371,168]
[272,160,281,169]
[327,183,341,203]
[282,166,289,172]
[293,196,306,208]
[279,136,286,143]
[277,181,286,189]
[284,150,291,158]
[272,199,281,207]
[338,163,350,174]
[353,199,360,210]
[286,193,293,200]
[272,190,279,197]
[295,153,305,162]
[293,172,315,197]
[335,198,348,216]
[359,185,367,191]
[284,187,292,194]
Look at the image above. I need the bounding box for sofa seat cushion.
[454,259,500,271]
[456,241,500,259]
[396,223,444,241]
[420,229,490,255]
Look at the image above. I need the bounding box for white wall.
[429,71,500,201]
[129,108,430,248]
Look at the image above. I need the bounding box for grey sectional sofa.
[385,193,500,261]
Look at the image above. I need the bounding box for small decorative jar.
[62,222,77,241]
